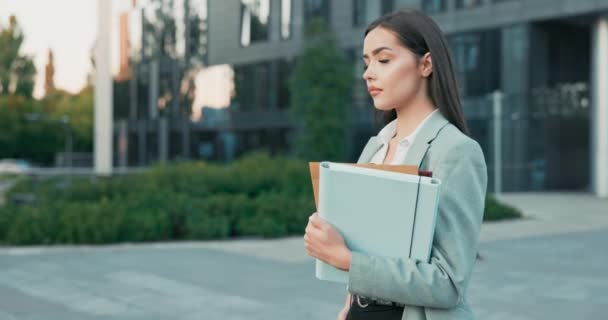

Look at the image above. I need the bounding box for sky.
[0,0,136,99]
[0,0,231,117]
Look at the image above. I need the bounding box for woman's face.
[362,27,427,111]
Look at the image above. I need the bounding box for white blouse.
[369,109,438,165]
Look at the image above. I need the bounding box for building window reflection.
[281,0,292,40]
[240,0,270,47]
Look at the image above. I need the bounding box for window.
[277,59,292,109]
[232,59,291,111]
[240,0,270,47]
[304,0,330,26]
[280,0,292,40]
[455,0,483,9]
[448,29,500,97]
[421,0,446,14]
[233,62,271,110]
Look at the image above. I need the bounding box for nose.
[362,64,374,81]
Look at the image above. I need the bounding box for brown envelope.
[308,162,418,210]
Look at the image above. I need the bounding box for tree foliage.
[288,18,353,162]
[0,15,36,98]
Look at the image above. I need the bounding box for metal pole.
[493,90,503,195]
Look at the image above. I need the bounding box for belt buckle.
[356,295,370,308]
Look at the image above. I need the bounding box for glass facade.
[353,0,395,27]
[113,1,597,192]
[455,0,483,9]
[112,0,209,165]
[422,0,446,14]
[353,0,375,27]
[233,62,270,111]
[448,29,501,97]
[451,22,592,192]
[232,59,292,111]
[240,0,270,47]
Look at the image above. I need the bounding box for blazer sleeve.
[347,140,488,309]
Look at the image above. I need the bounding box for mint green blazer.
[347,110,488,320]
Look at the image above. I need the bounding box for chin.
[372,99,394,111]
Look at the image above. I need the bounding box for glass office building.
[114,0,608,196]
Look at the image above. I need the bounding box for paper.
[308,162,418,210]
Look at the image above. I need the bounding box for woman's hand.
[337,305,349,320]
[337,293,351,320]
[304,212,352,271]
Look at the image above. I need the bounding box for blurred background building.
[113,0,608,194]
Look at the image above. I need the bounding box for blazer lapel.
[357,111,450,166]
[401,110,450,167]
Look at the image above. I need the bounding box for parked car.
[0,159,31,174]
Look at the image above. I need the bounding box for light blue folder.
[315,162,442,283]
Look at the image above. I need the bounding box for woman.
[303,9,488,320]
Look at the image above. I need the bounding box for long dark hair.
[365,9,469,135]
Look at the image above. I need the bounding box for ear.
[419,52,433,78]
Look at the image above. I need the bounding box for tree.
[0,15,36,98]
[44,48,56,95]
[288,18,353,161]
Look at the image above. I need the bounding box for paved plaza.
[0,193,606,320]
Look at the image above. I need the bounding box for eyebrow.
[362,47,393,59]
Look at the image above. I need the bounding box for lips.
[368,85,382,96]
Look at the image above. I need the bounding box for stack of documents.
[309,161,442,283]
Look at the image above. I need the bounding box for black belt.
[352,294,405,308]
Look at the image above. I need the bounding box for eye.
[363,58,388,71]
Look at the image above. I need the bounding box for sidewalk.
[481,192,608,242]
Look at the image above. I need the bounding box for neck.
[393,95,436,141]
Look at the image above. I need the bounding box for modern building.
[113,0,608,197]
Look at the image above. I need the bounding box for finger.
[307,224,325,242]
[309,214,325,229]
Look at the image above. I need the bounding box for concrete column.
[591,17,608,198]
[95,0,113,175]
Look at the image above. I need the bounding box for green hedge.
[0,151,519,245]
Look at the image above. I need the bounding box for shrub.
[0,151,521,245]
[484,194,522,221]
